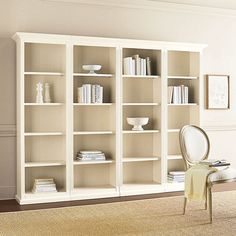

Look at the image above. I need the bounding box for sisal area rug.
[0,191,236,236]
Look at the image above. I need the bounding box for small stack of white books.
[77,84,103,103]
[168,85,189,104]
[168,171,185,183]
[75,151,106,162]
[32,178,57,193]
[200,159,230,167]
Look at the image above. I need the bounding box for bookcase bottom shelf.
[120,182,163,196]
[71,186,118,199]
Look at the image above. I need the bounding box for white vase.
[44,83,51,103]
[36,82,43,103]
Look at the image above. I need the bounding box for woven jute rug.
[0,191,236,236]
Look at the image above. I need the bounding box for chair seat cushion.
[208,167,236,183]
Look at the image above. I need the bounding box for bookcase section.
[14,32,206,204]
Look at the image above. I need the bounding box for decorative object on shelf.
[82,65,102,74]
[206,75,230,109]
[123,55,152,76]
[75,150,106,162]
[32,178,57,193]
[168,85,189,104]
[127,117,149,131]
[44,83,51,103]
[77,84,103,103]
[36,82,44,103]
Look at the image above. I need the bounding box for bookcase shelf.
[123,130,160,134]
[122,75,160,79]
[24,103,63,106]
[73,103,113,106]
[14,32,205,204]
[73,160,114,165]
[168,76,198,80]
[73,73,113,77]
[24,72,64,76]
[123,157,160,162]
[73,131,114,135]
[123,103,160,106]
[24,132,64,136]
[25,161,66,167]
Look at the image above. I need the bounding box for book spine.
[143,58,146,75]
[123,57,132,75]
[132,59,135,75]
[146,57,151,76]
[91,85,95,103]
[184,86,188,103]
[133,54,140,75]
[99,86,103,103]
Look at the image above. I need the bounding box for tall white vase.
[36,82,43,103]
[44,83,51,103]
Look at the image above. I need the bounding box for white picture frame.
[206,75,230,109]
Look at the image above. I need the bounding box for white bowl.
[127,117,149,131]
[82,65,102,74]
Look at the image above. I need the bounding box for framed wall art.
[206,75,230,109]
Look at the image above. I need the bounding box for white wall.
[1,0,236,199]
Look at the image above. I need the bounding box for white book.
[172,86,178,104]
[92,85,96,103]
[181,85,185,104]
[95,85,100,103]
[168,171,185,176]
[86,84,91,103]
[123,57,132,75]
[184,86,188,103]
[179,86,182,103]
[133,54,140,75]
[146,57,151,75]
[143,58,147,75]
[99,86,103,103]
[168,86,174,104]
[34,178,54,183]
[140,58,144,75]
[80,150,103,154]
[132,59,135,75]
[82,85,87,103]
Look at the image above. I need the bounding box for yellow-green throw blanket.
[185,165,217,201]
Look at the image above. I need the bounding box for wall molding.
[0,124,16,137]
[42,0,236,18]
[203,125,236,132]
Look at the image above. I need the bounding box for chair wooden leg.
[205,190,207,210]
[183,197,187,215]
[208,187,212,223]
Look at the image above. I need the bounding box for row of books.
[77,84,103,103]
[168,171,185,183]
[75,150,106,162]
[123,55,152,76]
[168,85,189,104]
[32,178,57,193]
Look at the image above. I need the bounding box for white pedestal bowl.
[82,65,102,74]
[127,117,149,131]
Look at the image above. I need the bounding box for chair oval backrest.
[179,125,210,169]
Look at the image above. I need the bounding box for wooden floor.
[1,182,236,213]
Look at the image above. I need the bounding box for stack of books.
[123,55,152,76]
[32,178,57,193]
[75,151,106,162]
[200,159,230,167]
[168,171,185,183]
[77,84,103,103]
[168,85,189,104]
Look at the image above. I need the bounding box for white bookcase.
[14,33,206,204]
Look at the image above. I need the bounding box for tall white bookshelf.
[14,32,206,204]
